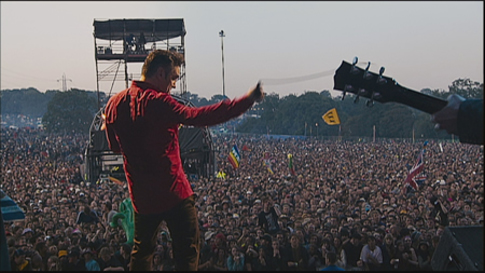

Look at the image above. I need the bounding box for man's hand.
[432,94,465,135]
[247,81,265,102]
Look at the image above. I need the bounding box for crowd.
[1,127,483,271]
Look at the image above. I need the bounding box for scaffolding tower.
[93,18,187,109]
[85,18,217,184]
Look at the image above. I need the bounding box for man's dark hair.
[142,50,184,78]
[367,235,376,243]
[326,251,338,264]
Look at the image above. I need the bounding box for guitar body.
[333,60,447,114]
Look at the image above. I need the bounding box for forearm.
[177,95,254,127]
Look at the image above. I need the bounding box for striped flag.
[108,176,124,186]
[403,141,428,192]
[288,153,296,176]
[228,145,241,169]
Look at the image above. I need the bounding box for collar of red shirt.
[131,80,165,93]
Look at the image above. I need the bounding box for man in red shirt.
[103,49,264,271]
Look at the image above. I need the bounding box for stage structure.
[93,18,187,109]
[83,95,217,185]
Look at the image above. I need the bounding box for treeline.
[1,78,482,138]
[234,78,483,139]
[0,88,106,118]
[1,88,106,133]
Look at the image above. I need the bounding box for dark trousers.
[129,195,200,271]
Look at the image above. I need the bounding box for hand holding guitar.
[431,94,465,135]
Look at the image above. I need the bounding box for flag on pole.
[263,152,274,174]
[403,141,428,192]
[228,145,241,169]
[322,108,341,125]
[288,153,296,176]
[264,162,274,174]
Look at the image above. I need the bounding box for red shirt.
[104,81,254,214]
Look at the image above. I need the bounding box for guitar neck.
[394,84,448,114]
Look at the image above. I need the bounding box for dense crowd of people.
[1,127,483,271]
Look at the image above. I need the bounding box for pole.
[219,30,226,98]
[94,34,101,110]
[373,125,376,142]
[338,125,342,141]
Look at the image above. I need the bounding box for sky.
[1,1,483,100]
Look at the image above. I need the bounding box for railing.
[95,40,184,56]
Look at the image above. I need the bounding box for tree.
[420,88,448,99]
[448,78,483,99]
[42,89,97,134]
[210,94,227,103]
[0,87,53,117]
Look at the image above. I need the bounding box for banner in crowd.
[263,152,274,174]
[288,153,296,176]
[322,108,341,125]
[228,144,241,169]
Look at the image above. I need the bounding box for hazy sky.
[1,1,483,99]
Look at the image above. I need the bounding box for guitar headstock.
[333,57,448,114]
[333,57,402,106]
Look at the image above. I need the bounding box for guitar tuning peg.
[350,57,360,75]
[352,57,358,65]
[363,62,373,80]
[379,66,385,75]
[354,92,361,104]
[354,88,367,103]
[366,89,376,107]
[344,84,354,92]
[377,66,387,85]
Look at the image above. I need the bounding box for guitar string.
[260,61,377,86]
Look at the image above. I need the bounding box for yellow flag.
[216,171,226,179]
[322,108,341,125]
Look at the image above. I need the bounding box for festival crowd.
[1,127,483,271]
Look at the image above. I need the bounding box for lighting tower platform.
[93,18,187,107]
